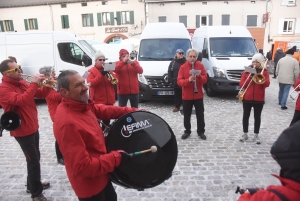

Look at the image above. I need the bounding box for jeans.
[174,88,182,109]
[242,102,264,134]
[118,94,139,108]
[15,131,43,198]
[78,181,117,201]
[182,99,205,134]
[278,83,292,107]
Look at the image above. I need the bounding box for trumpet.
[289,84,300,100]
[22,74,57,88]
[106,72,118,85]
[128,50,137,63]
[252,58,268,84]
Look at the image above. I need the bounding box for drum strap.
[267,189,289,201]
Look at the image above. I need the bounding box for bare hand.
[33,74,45,84]
[188,75,196,82]
[123,55,129,63]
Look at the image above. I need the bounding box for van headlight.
[213,67,226,78]
[138,74,148,85]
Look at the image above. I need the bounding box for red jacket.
[239,70,270,102]
[44,89,62,122]
[293,76,300,111]
[87,65,115,105]
[237,174,300,201]
[114,60,143,95]
[53,98,138,198]
[0,76,50,137]
[177,61,207,100]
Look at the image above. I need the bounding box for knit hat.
[119,49,129,58]
[286,48,295,55]
[270,121,300,183]
[94,50,105,61]
[252,53,264,63]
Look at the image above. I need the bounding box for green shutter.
[61,15,65,28]
[116,11,121,25]
[34,18,38,30]
[65,15,69,28]
[24,19,28,30]
[0,21,4,32]
[97,13,102,26]
[110,12,114,26]
[89,13,94,27]
[9,20,14,31]
[129,11,134,24]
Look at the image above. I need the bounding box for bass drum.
[105,111,178,190]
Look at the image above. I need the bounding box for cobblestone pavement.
[0,78,296,201]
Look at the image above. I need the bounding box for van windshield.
[209,37,257,57]
[79,40,96,57]
[138,39,191,61]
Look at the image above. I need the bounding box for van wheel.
[204,82,217,97]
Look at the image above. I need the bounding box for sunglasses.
[178,52,184,55]
[97,59,105,61]
[5,65,21,73]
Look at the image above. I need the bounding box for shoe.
[57,158,64,165]
[272,77,276,79]
[32,193,49,201]
[240,133,248,142]
[281,106,288,110]
[278,103,281,105]
[198,133,207,140]
[173,108,179,112]
[252,134,261,144]
[181,132,191,140]
[27,181,50,193]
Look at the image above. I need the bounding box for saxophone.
[192,62,198,94]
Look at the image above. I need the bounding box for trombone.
[22,74,57,88]
[236,73,253,102]
[290,84,300,100]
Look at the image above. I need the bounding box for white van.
[137,22,191,102]
[0,31,96,80]
[192,26,258,96]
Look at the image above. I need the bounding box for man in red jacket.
[177,49,208,140]
[290,75,300,126]
[0,59,50,201]
[237,121,300,201]
[114,49,143,108]
[239,53,270,144]
[54,70,138,200]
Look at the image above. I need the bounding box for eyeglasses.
[178,53,184,55]
[188,56,196,58]
[97,59,105,62]
[5,65,21,73]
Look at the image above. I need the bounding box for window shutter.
[277,18,284,34]
[179,16,187,27]
[24,19,28,30]
[130,11,134,24]
[222,15,230,26]
[247,15,257,26]
[34,18,38,30]
[295,18,300,34]
[0,21,4,32]
[116,11,121,25]
[110,12,114,25]
[196,15,200,28]
[89,13,94,27]
[61,15,65,28]
[65,15,69,28]
[9,20,14,31]
[158,16,166,22]
[97,13,102,26]
[209,15,213,26]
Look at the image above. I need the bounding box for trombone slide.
[290,84,300,100]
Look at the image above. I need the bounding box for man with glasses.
[177,49,208,140]
[0,59,51,201]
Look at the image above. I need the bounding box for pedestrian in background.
[273,48,285,79]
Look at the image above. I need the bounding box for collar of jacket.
[1,76,24,87]
[94,64,104,71]
[272,174,300,192]
[61,98,94,112]
[176,57,186,63]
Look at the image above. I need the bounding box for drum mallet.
[129,146,157,157]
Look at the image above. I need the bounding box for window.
[121,0,128,4]
[247,15,257,27]
[202,2,207,5]
[181,2,185,5]
[82,14,94,27]
[179,16,187,27]
[3,20,14,31]
[121,11,130,24]
[58,43,90,67]
[283,19,295,33]
[61,4,67,8]
[222,15,230,25]
[196,15,210,28]
[281,0,296,6]
[24,18,38,30]
[116,11,134,25]
[102,1,108,5]
[61,15,69,29]
[158,16,166,22]
[81,3,87,6]
[102,12,111,25]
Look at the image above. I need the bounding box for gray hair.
[186,48,198,57]
[39,66,53,77]
[57,70,78,91]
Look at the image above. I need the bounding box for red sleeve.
[262,70,270,88]
[294,76,300,91]
[114,61,124,73]
[239,72,252,89]
[197,62,207,84]
[237,189,283,201]
[92,104,139,120]
[131,60,143,74]
[177,65,190,87]
[86,70,101,87]
[35,86,51,98]
[46,89,62,101]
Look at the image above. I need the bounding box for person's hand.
[118,151,132,166]
[123,55,129,63]
[101,71,109,76]
[33,74,45,85]
[188,75,196,82]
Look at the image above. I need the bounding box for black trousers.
[290,110,300,126]
[174,88,182,108]
[242,102,264,134]
[55,141,63,160]
[15,131,43,198]
[78,181,117,201]
[182,99,205,134]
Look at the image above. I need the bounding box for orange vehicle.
[272,41,300,61]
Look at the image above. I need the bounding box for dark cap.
[176,49,184,54]
[286,48,294,55]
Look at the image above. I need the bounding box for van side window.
[57,43,91,67]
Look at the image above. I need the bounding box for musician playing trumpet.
[177,49,207,140]
[239,53,270,144]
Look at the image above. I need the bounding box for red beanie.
[119,49,129,58]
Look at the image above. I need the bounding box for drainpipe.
[47,3,54,31]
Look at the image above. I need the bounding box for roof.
[193,26,252,38]
[0,0,98,8]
